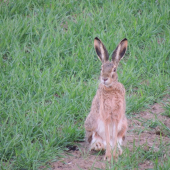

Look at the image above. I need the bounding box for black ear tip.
[123,38,128,41]
[94,37,100,41]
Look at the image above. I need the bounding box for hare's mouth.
[101,79,112,87]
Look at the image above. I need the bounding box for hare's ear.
[112,38,128,66]
[94,37,109,63]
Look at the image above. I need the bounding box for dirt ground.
[50,96,170,170]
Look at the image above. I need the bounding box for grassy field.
[0,0,170,169]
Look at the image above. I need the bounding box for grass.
[0,0,170,169]
[162,102,170,117]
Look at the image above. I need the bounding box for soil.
[49,96,170,170]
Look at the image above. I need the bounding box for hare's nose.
[103,78,108,82]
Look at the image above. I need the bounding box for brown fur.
[84,37,128,161]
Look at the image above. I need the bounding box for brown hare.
[84,37,128,161]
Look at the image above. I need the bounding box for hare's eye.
[113,68,116,72]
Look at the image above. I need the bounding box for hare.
[84,37,128,161]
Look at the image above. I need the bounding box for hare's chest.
[103,95,117,113]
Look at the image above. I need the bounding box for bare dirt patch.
[50,96,170,170]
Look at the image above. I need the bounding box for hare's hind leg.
[90,132,105,151]
[117,118,128,155]
[117,138,123,155]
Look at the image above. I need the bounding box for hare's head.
[94,37,128,87]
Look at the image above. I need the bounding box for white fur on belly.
[94,118,123,148]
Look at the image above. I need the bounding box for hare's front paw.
[104,151,119,161]
[104,153,111,161]
[90,142,105,151]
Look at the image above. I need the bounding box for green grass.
[0,0,170,169]
[162,101,170,117]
